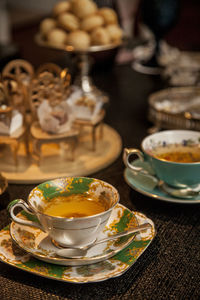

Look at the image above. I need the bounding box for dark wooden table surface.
[0,21,200,299]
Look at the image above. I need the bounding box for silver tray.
[148,87,200,132]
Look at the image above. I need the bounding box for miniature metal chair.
[29,71,79,165]
[0,78,29,166]
[2,59,34,113]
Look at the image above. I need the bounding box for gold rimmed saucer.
[9,204,143,266]
[0,206,155,283]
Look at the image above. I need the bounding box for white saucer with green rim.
[124,159,200,204]
[0,205,155,283]
[9,204,149,266]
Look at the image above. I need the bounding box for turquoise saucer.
[124,159,200,204]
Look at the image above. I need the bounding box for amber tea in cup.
[43,193,108,218]
[149,144,200,163]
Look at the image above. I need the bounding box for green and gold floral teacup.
[8,177,119,247]
[123,130,200,188]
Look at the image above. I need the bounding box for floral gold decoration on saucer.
[0,204,155,283]
[9,204,136,265]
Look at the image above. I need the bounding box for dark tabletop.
[0,50,200,300]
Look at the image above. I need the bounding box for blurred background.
[0,0,200,69]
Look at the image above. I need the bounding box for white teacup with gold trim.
[8,177,119,248]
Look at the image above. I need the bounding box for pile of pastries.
[39,0,123,50]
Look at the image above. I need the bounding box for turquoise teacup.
[123,130,200,188]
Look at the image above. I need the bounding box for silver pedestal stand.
[35,34,122,102]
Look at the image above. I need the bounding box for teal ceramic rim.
[141,129,200,166]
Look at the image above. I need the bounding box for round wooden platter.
[0,124,122,184]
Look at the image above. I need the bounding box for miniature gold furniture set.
[0,59,121,180]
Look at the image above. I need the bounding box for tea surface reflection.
[43,193,107,218]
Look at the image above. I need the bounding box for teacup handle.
[123,148,158,184]
[8,199,43,230]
